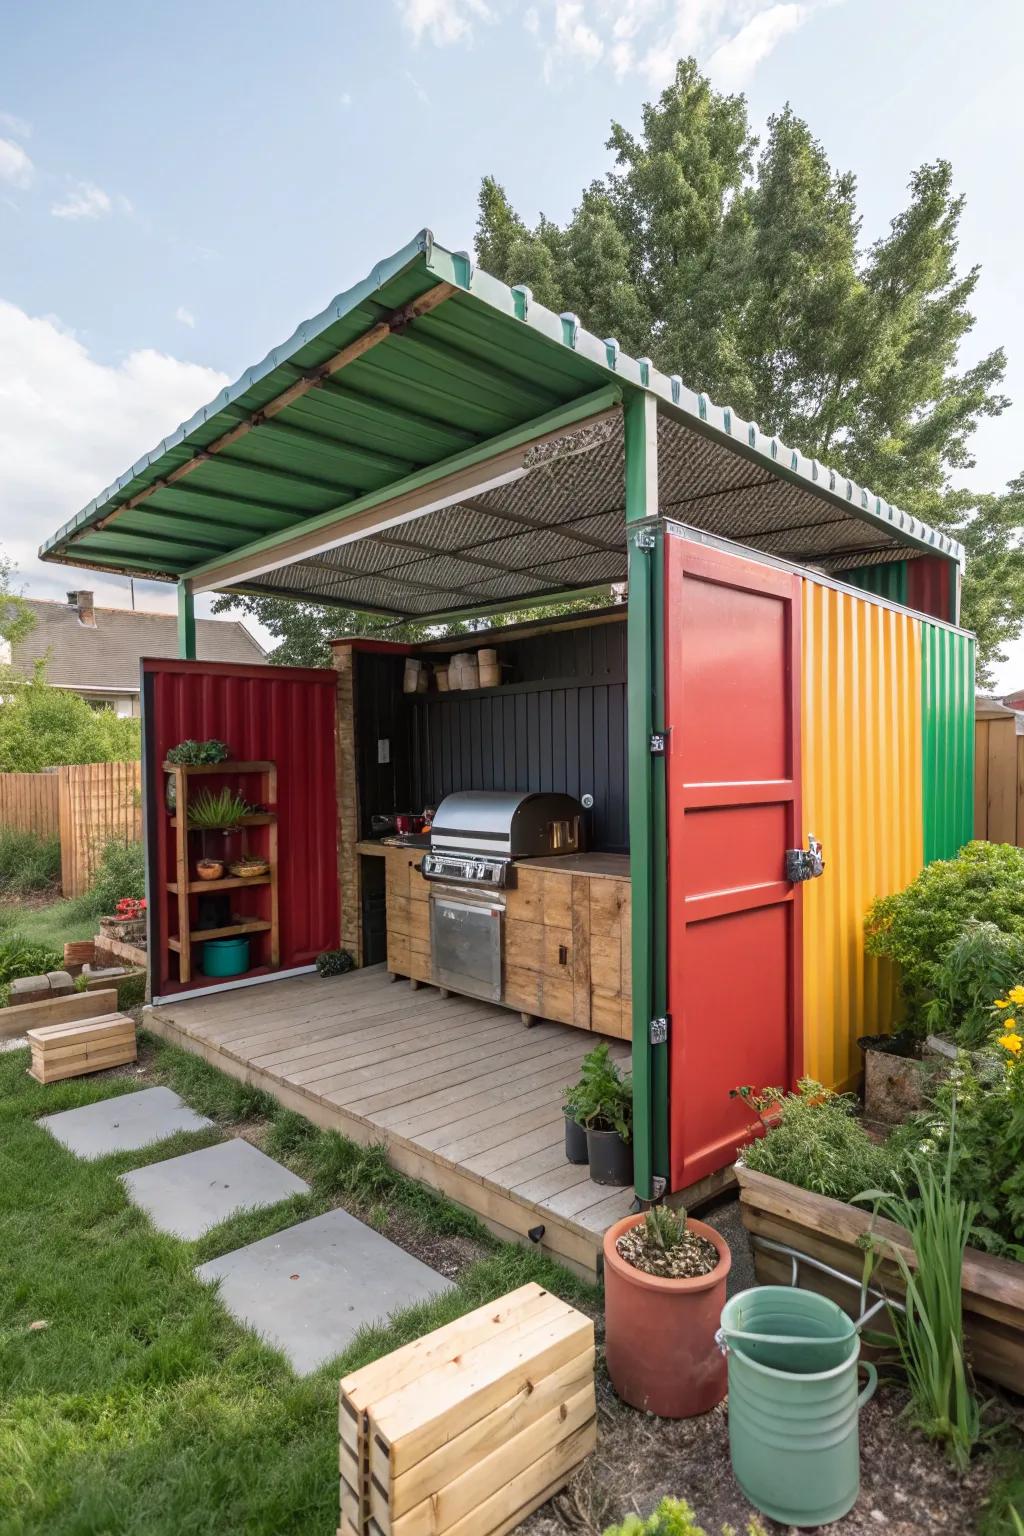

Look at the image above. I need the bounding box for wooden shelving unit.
[164,759,279,985]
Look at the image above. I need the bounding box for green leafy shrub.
[0,933,62,985]
[865,842,1024,1034]
[923,920,1024,1048]
[0,675,139,771]
[165,739,229,765]
[564,1042,632,1143]
[603,1498,765,1536]
[739,1080,897,1202]
[0,827,60,895]
[896,1048,1024,1260]
[316,948,354,978]
[66,839,145,921]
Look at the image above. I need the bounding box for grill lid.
[430,789,583,857]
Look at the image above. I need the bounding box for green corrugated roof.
[40,228,963,607]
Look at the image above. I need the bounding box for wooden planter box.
[735,1164,1024,1393]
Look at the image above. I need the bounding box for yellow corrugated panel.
[801,581,923,1091]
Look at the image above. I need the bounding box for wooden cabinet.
[381,846,631,1039]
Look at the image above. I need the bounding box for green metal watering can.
[717,1287,878,1527]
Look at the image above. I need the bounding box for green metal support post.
[625,391,669,1200]
[177,579,196,660]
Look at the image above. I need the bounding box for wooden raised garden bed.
[735,1164,1024,1393]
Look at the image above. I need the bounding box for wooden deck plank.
[147,967,633,1280]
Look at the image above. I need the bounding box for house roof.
[10,598,265,692]
[38,230,964,625]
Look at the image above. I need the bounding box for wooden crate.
[27,1012,137,1084]
[339,1283,595,1536]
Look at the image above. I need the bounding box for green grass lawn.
[5,897,98,951]
[0,1035,595,1536]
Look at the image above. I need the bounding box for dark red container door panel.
[143,659,339,995]
[664,538,803,1190]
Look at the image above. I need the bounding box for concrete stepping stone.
[196,1207,454,1374]
[123,1137,308,1240]
[40,1086,213,1160]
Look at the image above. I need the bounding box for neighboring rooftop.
[8,591,264,692]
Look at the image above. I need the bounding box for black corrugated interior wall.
[355,617,629,852]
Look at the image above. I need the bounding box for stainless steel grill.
[422,790,583,888]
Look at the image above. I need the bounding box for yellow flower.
[998,1032,1023,1055]
[1010,985,1024,1007]
[995,998,1012,1009]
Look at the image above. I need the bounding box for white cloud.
[398,0,493,46]
[404,69,431,104]
[339,91,353,107]
[704,4,807,90]
[0,111,31,139]
[527,0,830,90]
[0,137,33,189]
[175,305,196,328]
[0,298,227,601]
[51,180,113,220]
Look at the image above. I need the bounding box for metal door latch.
[786,834,825,883]
[649,1016,669,1045]
[649,732,666,755]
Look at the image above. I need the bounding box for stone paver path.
[122,1136,309,1239]
[40,1085,213,1159]
[196,1207,453,1373]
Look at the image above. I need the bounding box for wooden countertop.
[520,852,630,880]
[355,840,388,856]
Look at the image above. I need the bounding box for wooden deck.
[145,967,634,1277]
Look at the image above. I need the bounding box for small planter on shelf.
[603,1205,731,1418]
[195,858,225,881]
[229,856,270,879]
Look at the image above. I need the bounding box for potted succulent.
[561,1079,589,1165]
[187,787,249,832]
[165,739,229,812]
[574,1042,633,1185]
[603,1203,731,1418]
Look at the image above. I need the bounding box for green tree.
[0,676,140,772]
[477,60,1019,675]
[0,553,35,653]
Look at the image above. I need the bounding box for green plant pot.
[200,936,250,978]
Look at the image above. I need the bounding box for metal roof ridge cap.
[38,230,436,559]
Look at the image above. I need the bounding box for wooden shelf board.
[168,919,272,950]
[166,875,272,894]
[162,760,275,774]
[170,812,276,829]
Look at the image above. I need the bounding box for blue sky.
[2,0,1022,680]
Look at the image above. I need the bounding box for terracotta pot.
[603,1212,731,1418]
[196,860,224,881]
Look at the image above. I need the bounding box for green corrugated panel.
[837,561,908,605]
[921,623,975,862]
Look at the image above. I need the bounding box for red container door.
[664,537,803,1190]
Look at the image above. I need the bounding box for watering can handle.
[857,1361,878,1410]
[717,1325,854,1348]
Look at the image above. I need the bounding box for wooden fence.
[0,762,142,897]
[975,700,1024,847]
[0,772,60,838]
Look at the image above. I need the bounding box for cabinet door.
[588,878,631,1039]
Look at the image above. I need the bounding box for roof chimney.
[67,590,96,627]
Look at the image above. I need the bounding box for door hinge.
[651,1175,667,1200]
[649,1015,669,1045]
[649,732,666,755]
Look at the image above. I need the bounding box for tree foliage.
[0,675,140,772]
[477,59,1019,677]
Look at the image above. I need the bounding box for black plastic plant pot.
[586,1127,633,1186]
[564,1111,589,1165]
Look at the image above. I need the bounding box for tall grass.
[64,839,145,921]
[856,1109,982,1471]
[0,827,60,896]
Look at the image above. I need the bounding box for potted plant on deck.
[603,1203,731,1418]
[562,1079,589,1165]
[568,1042,633,1185]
